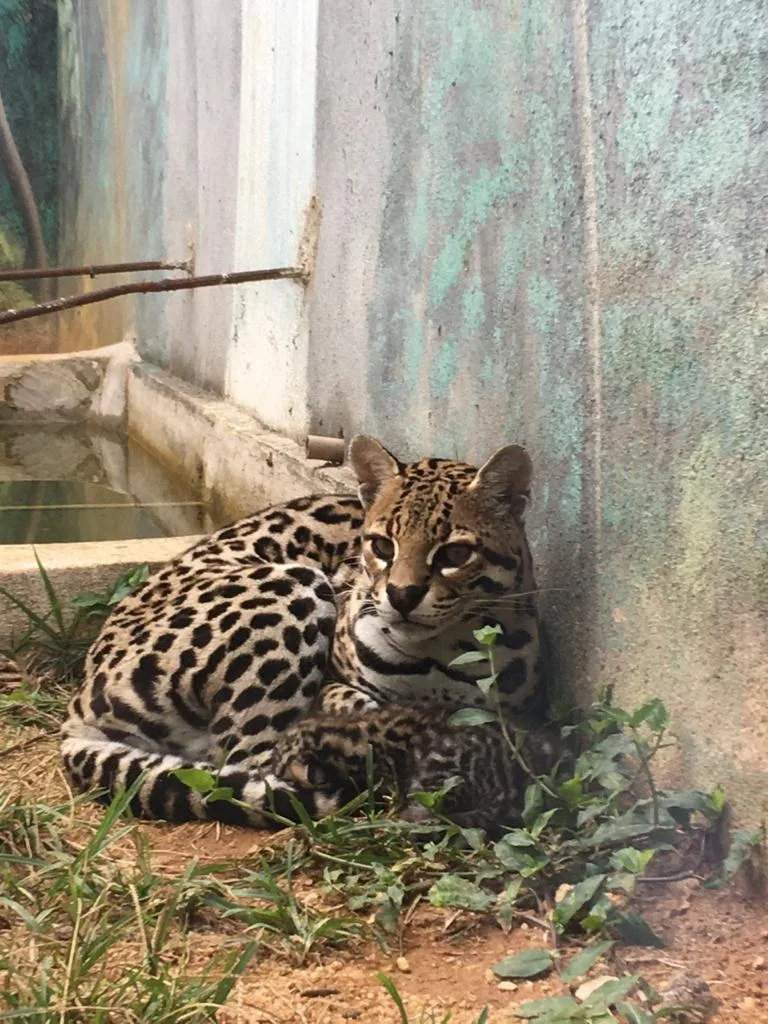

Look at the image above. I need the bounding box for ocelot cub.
[60,435,545,826]
[272,705,559,834]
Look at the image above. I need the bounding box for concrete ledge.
[0,536,200,650]
[128,363,356,522]
[0,341,139,428]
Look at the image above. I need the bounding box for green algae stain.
[461,276,486,338]
[403,310,426,386]
[410,172,430,261]
[428,145,529,309]
[527,272,560,338]
[674,435,723,605]
[429,333,459,400]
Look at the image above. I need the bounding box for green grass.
[0,779,359,1020]
[0,557,150,686]
[0,567,760,1022]
[0,690,755,1022]
[379,973,489,1024]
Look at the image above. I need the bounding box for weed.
[0,572,743,1023]
[0,779,259,1020]
[0,776,371,1018]
[379,972,489,1023]
[439,628,725,946]
[0,558,149,695]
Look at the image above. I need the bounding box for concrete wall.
[57,0,317,435]
[311,0,768,819]
[58,0,768,819]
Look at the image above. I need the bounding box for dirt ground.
[156,825,768,1024]
[2,728,766,1024]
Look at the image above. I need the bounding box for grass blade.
[32,547,66,634]
[377,973,409,1024]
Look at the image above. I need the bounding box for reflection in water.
[0,426,219,544]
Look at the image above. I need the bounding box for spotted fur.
[272,705,560,832]
[60,436,544,825]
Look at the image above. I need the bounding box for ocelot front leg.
[313,682,382,716]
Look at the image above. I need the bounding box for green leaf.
[580,894,613,934]
[606,872,637,895]
[375,883,404,934]
[448,708,499,727]
[497,830,537,848]
[615,1002,656,1024]
[476,675,498,695]
[612,911,665,948]
[449,650,489,666]
[522,782,544,828]
[33,548,66,633]
[492,948,554,979]
[721,827,766,881]
[558,776,584,807]
[629,698,668,731]
[172,767,216,793]
[378,973,409,1024]
[706,785,727,815]
[411,775,463,810]
[428,875,494,912]
[106,563,151,606]
[530,809,559,840]
[0,896,47,933]
[577,802,610,827]
[658,789,713,816]
[0,583,62,643]
[582,974,639,1008]
[494,877,524,930]
[584,819,659,848]
[553,874,606,931]
[514,994,580,1020]
[558,940,615,982]
[71,591,107,609]
[610,847,656,874]
[494,844,550,877]
[474,623,503,646]
[205,786,236,804]
[494,876,523,923]
[209,942,259,1007]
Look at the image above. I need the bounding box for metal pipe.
[0,266,307,326]
[305,435,346,464]
[0,259,193,282]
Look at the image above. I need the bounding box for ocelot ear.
[469,444,532,518]
[348,435,403,508]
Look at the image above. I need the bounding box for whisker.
[474,587,567,606]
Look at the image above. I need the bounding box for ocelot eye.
[369,535,395,562]
[434,542,475,570]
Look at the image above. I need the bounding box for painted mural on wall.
[0,0,58,311]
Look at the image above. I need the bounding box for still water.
[0,425,220,544]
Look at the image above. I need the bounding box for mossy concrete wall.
[56,0,316,437]
[57,0,768,820]
[309,0,768,820]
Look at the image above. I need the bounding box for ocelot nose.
[386,583,428,619]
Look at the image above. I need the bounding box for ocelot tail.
[272,705,560,834]
[60,435,545,825]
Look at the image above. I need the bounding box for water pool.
[0,424,222,544]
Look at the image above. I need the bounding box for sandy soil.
[2,727,766,1024]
